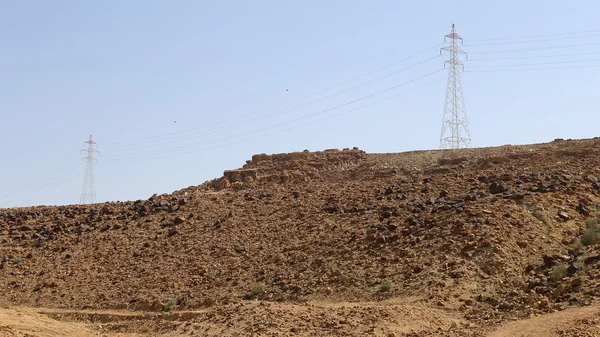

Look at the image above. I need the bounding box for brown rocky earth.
[2,139,600,336]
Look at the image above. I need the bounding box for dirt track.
[2,303,599,336]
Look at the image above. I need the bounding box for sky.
[1,0,599,207]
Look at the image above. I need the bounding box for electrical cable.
[469,29,600,42]
[103,56,441,154]
[469,42,600,54]
[101,43,443,148]
[100,69,445,163]
[467,57,600,68]
[465,63,600,72]
[100,76,447,164]
[0,162,84,207]
[0,151,81,203]
[465,33,600,47]
[469,50,600,61]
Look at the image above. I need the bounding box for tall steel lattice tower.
[439,23,471,149]
[80,135,98,204]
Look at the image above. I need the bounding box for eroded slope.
[2,139,600,335]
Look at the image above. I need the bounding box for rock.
[584,255,600,265]
[101,205,113,214]
[553,284,567,298]
[571,278,582,287]
[174,216,186,225]
[161,221,176,228]
[567,264,578,276]
[218,179,231,190]
[150,301,163,312]
[134,300,153,311]
[167,228,178,237]
[449,268,466,278]
[543,255,557,268]
[558,211,570,221]
[517,241,528,248]
[489,181,508,194]
[577,203,591,216]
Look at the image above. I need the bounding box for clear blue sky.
[1,0,599,207]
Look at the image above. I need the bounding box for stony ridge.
[2,138,600,336]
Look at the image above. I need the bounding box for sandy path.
[0,306,99,337]
[488,305,600,337]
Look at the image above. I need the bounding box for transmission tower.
[439,23,471,149]
[80,135,98,204]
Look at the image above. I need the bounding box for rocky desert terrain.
[2,138,600,336]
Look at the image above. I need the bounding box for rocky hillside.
[2,138,600,336]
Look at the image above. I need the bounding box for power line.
[100,69,445,163]
[0,162,84,208]
[103,56,440,153]
[469,50,600,61]
[465,63,600,72]
[465,33,600,47]
[469,42,600,55]
[467,57,600,68]
[469,29,600,42]
[100,76,446,164]
[101,69,444,162]
[104,58,440,156]
[0,151,81,204]
[102,43,443,149]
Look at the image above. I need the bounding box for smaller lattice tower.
[79,135,98,204]
[439,23,471,149]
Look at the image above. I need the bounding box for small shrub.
[581,223,600,246]
[574,255,586,271]
[532,210,552,226]
[163,299,177,312]
[550,263,568,281]
[377,282,391,293]
[586,217,600,227]
[249,282,263,299]
[12,257,23,264]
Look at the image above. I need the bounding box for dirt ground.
[1,302,599,336]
